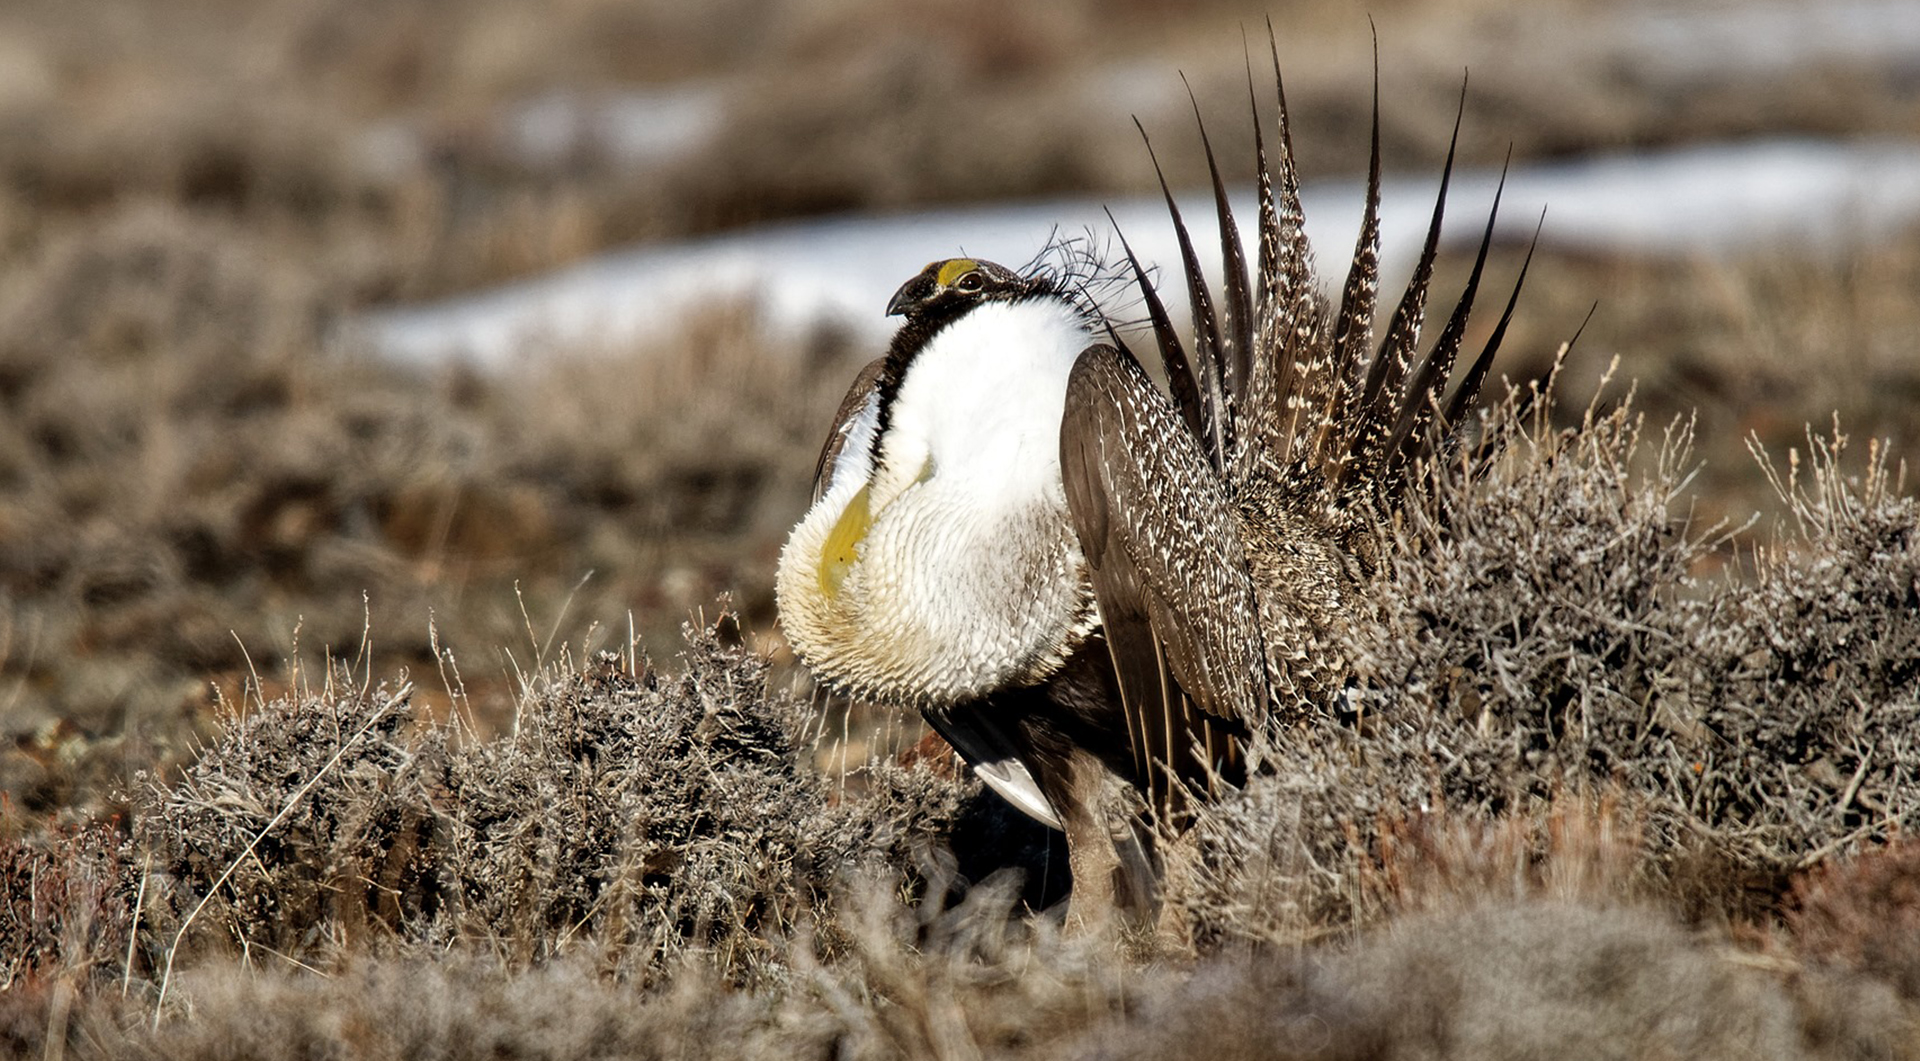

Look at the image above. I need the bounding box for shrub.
[1173,380,1920,943]
[132,616,976,995]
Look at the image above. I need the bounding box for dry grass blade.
[151,684,408,1026]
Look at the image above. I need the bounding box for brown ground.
[4,0,1915,832]
[1,1,1918,1054]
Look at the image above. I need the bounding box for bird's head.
[885,258,1040,319]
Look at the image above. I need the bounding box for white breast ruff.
[777,298,1098,705]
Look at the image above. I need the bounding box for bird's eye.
[954,272,984,293]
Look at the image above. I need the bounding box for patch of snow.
[357,138,1920,368]
[1488,138,1920,252]
[1624,0,1920,77]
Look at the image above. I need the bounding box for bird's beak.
[884,281,917,318]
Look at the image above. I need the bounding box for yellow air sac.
[819,484,873,599]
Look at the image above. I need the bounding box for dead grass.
[126,618,976,990]
[3,1,1919,1055]
[4,372,1919,1058]
[1484,227,1920,530]
[1166,376,1918,951]
[0,202,861,836]
[1788,836,1920,1001]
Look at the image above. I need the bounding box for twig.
[42,979,72,1061]
[1835,750,1871,816]
[121,854,151,999]
[231,630,265,713]
[1795,816,1892,871]
[540,570,596,669]
[246,940,331,978]
[429,611,479,740]
[513,581,540,665]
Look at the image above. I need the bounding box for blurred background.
[1,0,1917,835]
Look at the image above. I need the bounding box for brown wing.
[1060,343,1269,808]
[811,356,886,502]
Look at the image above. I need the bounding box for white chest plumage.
[776,297,1099,706]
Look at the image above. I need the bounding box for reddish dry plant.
[1360,789,1650,917]
[1787,835,1920,1001]
[0,822,138,1059]
[0,823,135,991]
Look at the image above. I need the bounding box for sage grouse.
[776,45,1533,929]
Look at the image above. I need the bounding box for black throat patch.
[866,281,1069,466]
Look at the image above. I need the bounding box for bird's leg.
[1056,745,1160,940]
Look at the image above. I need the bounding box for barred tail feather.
[1183,76,1255,414]
[1263,26,1328,479]
[1319,37,1384,472]
[1341,78,1467,493]
[1237,41,1288,482]
[1106,206,1206,452]
[1136,43,1531,532]
[1136,118,1234,473]
[1248,37,1281,342]
[1444,210,1546,433]
[1382,156,1510,492]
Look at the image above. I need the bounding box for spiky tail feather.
[1128,31,1537,535]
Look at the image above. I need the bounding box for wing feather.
[810,356,886,502]
[921,705,1064,831]
[1061,344,1267,803]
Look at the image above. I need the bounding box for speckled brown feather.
[1060,344,1267,805]
[1061,29,1536,810]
